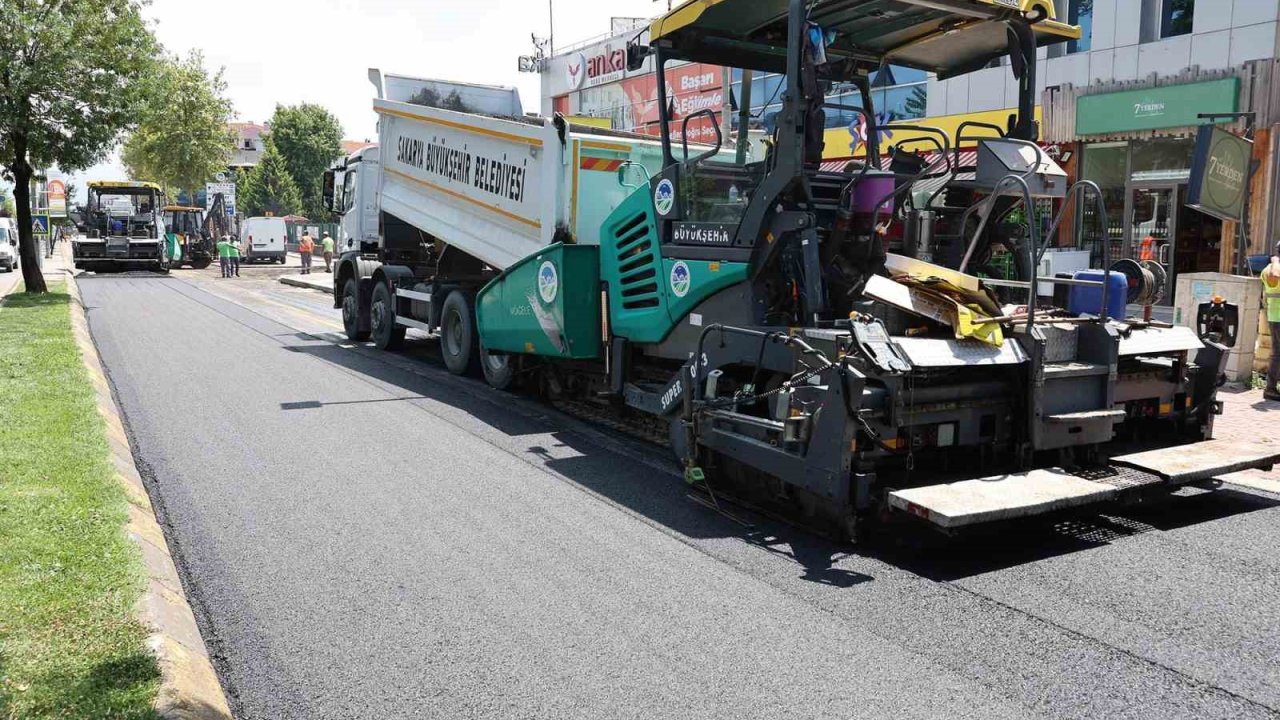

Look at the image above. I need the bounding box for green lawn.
[0,286,160,719]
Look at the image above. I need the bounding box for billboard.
[577,63,725,145]
[47,179,67,217]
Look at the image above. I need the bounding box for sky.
[66,0,667,199]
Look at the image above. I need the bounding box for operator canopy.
[649,0,1080,79]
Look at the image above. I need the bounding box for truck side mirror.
[322,170,336,211]
[626,43,649,72]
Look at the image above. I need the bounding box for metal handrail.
[956,173,1040,330]
[1035,179,1112,323]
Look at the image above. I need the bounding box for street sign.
[206,182,237,218]
[32,215,50,235]
[1187,125,1252,222]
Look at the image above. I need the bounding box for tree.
[267,104,343,219]
[239,140,302,217]
[0,0,158,293]
[121,50,236,202]
[1,189,14,218]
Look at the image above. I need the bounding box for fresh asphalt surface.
[77,264,1280,720]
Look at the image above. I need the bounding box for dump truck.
[329,0,1277,541]
[74,181,172,273]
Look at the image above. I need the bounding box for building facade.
[1025,0,1280,290]
[540,1,1280,305]
[229,122,269,169]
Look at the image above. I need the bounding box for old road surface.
[77,266,1280,720]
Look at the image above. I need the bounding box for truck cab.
[324,145,381,257]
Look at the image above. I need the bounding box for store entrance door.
[1124,183,1224,307]
[1125,184,1177,305]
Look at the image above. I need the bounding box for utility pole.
[548,0,555,56]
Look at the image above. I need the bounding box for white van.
[240,217,288,264]
[0,218,17,273]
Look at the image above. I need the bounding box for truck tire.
[479,340,515,390]
[440,290,479,376]
[371,282,405,350]
[191,257,212,270]
[342,278,370,342]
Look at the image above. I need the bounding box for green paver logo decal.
[670,260,691,298]
[537,260,559,304]
[654,178,674,216]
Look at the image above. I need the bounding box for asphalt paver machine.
[74,181,172,273]
[338,0,1278,540]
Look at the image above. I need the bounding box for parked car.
[0,218,17,273]
[240,217,288,264]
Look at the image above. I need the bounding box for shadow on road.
[283,335,1280,584]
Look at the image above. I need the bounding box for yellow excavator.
[162,205,215,269]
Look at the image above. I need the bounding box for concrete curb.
[279,273,332,293]
[65,272,234,720]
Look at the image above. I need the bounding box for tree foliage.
[238,140,302,218]
[0,0,158,293]
[903,86,928,118]
[121,50,236,200]
[267,104,343,219]
[408,87,471,114]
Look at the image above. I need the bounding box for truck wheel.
[440,290,479,376]
[191,257,212,270]
[342,279,370,342]
[370,282,405,350]
[479,341,514,390]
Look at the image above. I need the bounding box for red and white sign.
[47,179,67,218]
[613,63,725,143]
[572,43,628,89]
[565,53,586,90]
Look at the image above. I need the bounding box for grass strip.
[0,285,160,719]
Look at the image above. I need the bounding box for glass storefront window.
[1129,137,1194,183]
[729,68,928,132]
[1162,0,1194,38]
[1067,0,1092,53]
[1078,142,1127,265]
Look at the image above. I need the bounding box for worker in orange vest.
[1139,235,1156,261]
[298,231,315,275]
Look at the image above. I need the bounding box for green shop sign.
[1187,125,1251,222]
[1076,78,1238,135]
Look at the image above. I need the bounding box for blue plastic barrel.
[1067,270,1128,319]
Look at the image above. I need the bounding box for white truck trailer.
[326,70,670,382]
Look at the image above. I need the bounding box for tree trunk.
[11,143,48,294]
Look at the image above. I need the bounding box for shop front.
[1072,78,1240,306]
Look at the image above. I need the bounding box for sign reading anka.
[1187,125,1250,222]
[564,43,627,90]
